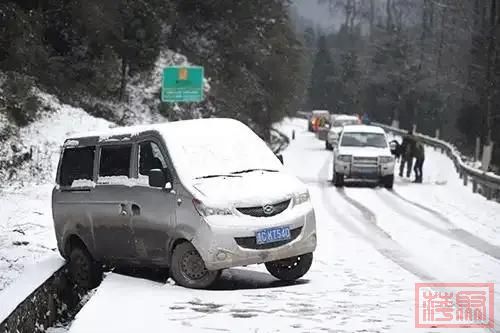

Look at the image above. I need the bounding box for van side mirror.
[148,169,166,188]
[276,154,284,164]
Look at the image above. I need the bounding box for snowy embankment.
[0,93,113,295]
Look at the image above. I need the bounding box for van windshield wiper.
[195,174,241,179]
[230,168,279,175]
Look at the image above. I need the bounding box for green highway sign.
[162,66,204,103]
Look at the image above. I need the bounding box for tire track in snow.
[383,190,500,261]
[317,159,435,281]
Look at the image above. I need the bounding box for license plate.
[256,226,291,245]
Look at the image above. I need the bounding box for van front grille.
[236,199,291,218]
[235,227,302,250]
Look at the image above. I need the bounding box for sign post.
[162,66,204,103]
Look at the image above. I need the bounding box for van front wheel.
[265,253,313,281]
[170,242,220,289]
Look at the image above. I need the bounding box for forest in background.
[299,0,500,167]
[0,0,305,142]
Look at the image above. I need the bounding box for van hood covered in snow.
[160,118,285,183]
[192,171,305,207]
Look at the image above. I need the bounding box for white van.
[52,118,317,289]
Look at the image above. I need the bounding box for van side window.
[139,141,167,176]
[59,146,95,186]
[99,145,132,177]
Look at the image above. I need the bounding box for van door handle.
[120,204,128,216]
[131,204,141,216]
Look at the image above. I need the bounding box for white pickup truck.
[332,125,395,188]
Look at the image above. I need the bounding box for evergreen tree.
[307,36,337,111]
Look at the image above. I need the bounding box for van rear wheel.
[170,242,220,289]
[265,253,313,281]
[69,245,102,290]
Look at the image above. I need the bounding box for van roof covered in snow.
[342,125,385,134]
[64,118,284,182]
[66,118,243,143]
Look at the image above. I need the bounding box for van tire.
[265,253,313,281]
[383,175,394,189]
[170,242,220,289]
[69,245,102,290]
[333,172,344,187]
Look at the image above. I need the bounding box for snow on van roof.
[342,125,385,134]
[333,114,359,121]
[68,118,241,141]
[312,110,329,115]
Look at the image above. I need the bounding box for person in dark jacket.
[413,141,425,183]
[389,140,402,161]
[399,130,416,178]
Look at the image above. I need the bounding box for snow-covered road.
[66,118,500,333]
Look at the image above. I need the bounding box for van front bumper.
[191,204,317,271]
[335,161,395,179]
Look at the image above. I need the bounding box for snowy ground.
[64,118,500,333]
[0,96,112,292]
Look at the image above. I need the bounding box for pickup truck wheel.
[265,253,313,281]
[170,242,221,289]
[333,172,345,187]
[383,175,394,189]
[69,245,102,290]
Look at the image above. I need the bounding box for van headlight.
[337,155,352,162]
[192,199,233,216]
[379,156,395,164]
[293,191,310,206]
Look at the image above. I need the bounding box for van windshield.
[162,122,283,181]
[341,132,387,148]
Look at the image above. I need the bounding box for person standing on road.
[413,141,425,183]
[399,130,416,178]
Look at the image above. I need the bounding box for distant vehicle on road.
[326,115,361,150]
[308,110,330,132]
[332,125,395,188]
[52,118,317,290]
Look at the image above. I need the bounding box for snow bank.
[1,91,112,187]
[0,254,64,323]
[0,92,112,294]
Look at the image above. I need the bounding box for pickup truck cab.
[332,125,395,188]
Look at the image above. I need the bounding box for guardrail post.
[292,130,295,140]
[475,137,481,161]
[486,187,493,201]
[435,128,440,139]
[463,174,468,186]
[472,180,478,193]
[412,124,417,133]
[459,171,463,179]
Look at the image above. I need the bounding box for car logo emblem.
[263,204,275,215]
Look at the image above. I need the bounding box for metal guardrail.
[372,122,500,201]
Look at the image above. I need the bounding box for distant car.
[332,125,395,188]
[308,110,330,132]
[326,115,360,150]
[52,118,317,290]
